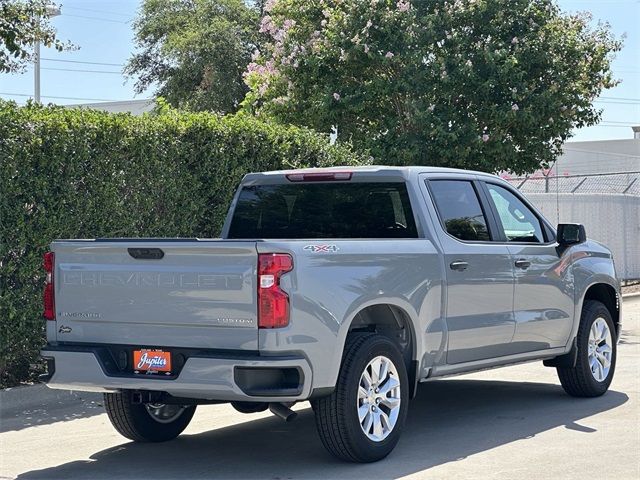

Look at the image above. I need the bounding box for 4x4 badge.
[304,244,339,253]
[58,325,72,334]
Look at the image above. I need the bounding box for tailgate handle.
[128,248,164,260]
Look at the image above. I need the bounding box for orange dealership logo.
[133,350,172,372]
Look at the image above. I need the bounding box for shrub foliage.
[0,101,366,387]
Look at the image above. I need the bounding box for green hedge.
[0,101,367,387]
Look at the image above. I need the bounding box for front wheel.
[104,391,196,442]
[557,300,617,397]
[312,333,409,463]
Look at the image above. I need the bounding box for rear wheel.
[312,333,409,463]
[557,300,617,397]
[104,391,196,442]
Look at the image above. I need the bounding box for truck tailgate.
[51,240,258,350]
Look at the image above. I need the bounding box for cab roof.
[242,165,502,184]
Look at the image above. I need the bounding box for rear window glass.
[227,182,418,239]
[429,180,491,242]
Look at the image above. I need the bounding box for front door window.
[486,184,544,243]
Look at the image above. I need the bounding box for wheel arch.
[340,301,420,398]
[582,282,621,338]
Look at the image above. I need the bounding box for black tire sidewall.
[105,391,197,442]
[340,335,409,462]
[576,301,617,394]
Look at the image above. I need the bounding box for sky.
[0,0,638,142]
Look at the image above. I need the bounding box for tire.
[557,300,617,397]
[104,391,196,442]
[312,333,409,463]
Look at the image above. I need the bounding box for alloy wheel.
[357,355,401,442]
[587,317,613,382]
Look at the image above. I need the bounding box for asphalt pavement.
[1,296,639,480]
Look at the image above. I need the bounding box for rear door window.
[428,180,491,241]
[228,182,418,239]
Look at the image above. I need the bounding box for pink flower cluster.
[260,15,296,40]
[259,15,277,35]
[397,0,410,12]
[245,60,277,78]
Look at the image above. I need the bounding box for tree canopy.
[126,0,263,113]
[0,0,71,73]
[242,0,621,173]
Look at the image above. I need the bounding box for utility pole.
[34,34,41,103]
[34,5,61,103]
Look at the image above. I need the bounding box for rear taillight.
[43,252,55,320]
[258,253,293,328]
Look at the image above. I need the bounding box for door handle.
[514,258,531,269]
[450,261,469,271]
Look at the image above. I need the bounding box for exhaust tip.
[269,402,297,422]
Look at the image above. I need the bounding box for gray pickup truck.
[41,166,621,462]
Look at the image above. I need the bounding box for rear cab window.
[227,182,418,239]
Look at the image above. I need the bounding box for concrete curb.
[622,292,640,298]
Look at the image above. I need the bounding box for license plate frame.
[132,349,172,375]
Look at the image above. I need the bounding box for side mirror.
[557,223,586,246]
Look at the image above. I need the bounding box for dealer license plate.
[133,349,172,374]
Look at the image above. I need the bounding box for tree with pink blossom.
[242,0,621,174]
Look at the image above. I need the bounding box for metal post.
[34,6,61,103]
[571,177,588,193]
[622,178,637,194]
[34,32,41,103]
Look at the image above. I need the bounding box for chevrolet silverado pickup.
[41,166,621,462]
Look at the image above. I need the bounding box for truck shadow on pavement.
[18,379,628,480]
[0,385,103,434]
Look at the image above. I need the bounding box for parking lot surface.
[1,296,639,480]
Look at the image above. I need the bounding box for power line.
[595,100,640,105]
[0,92,122,102]
[599,96,640,103]
[64,14,129,24]
[41,66,122,74]
[41,57,124,67]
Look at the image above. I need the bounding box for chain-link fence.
[505,171,639,195]
[504,172,640,281]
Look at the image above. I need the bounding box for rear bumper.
[40,345,313,402]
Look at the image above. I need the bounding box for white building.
[553,137,639,175]
[65,99,155,116]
